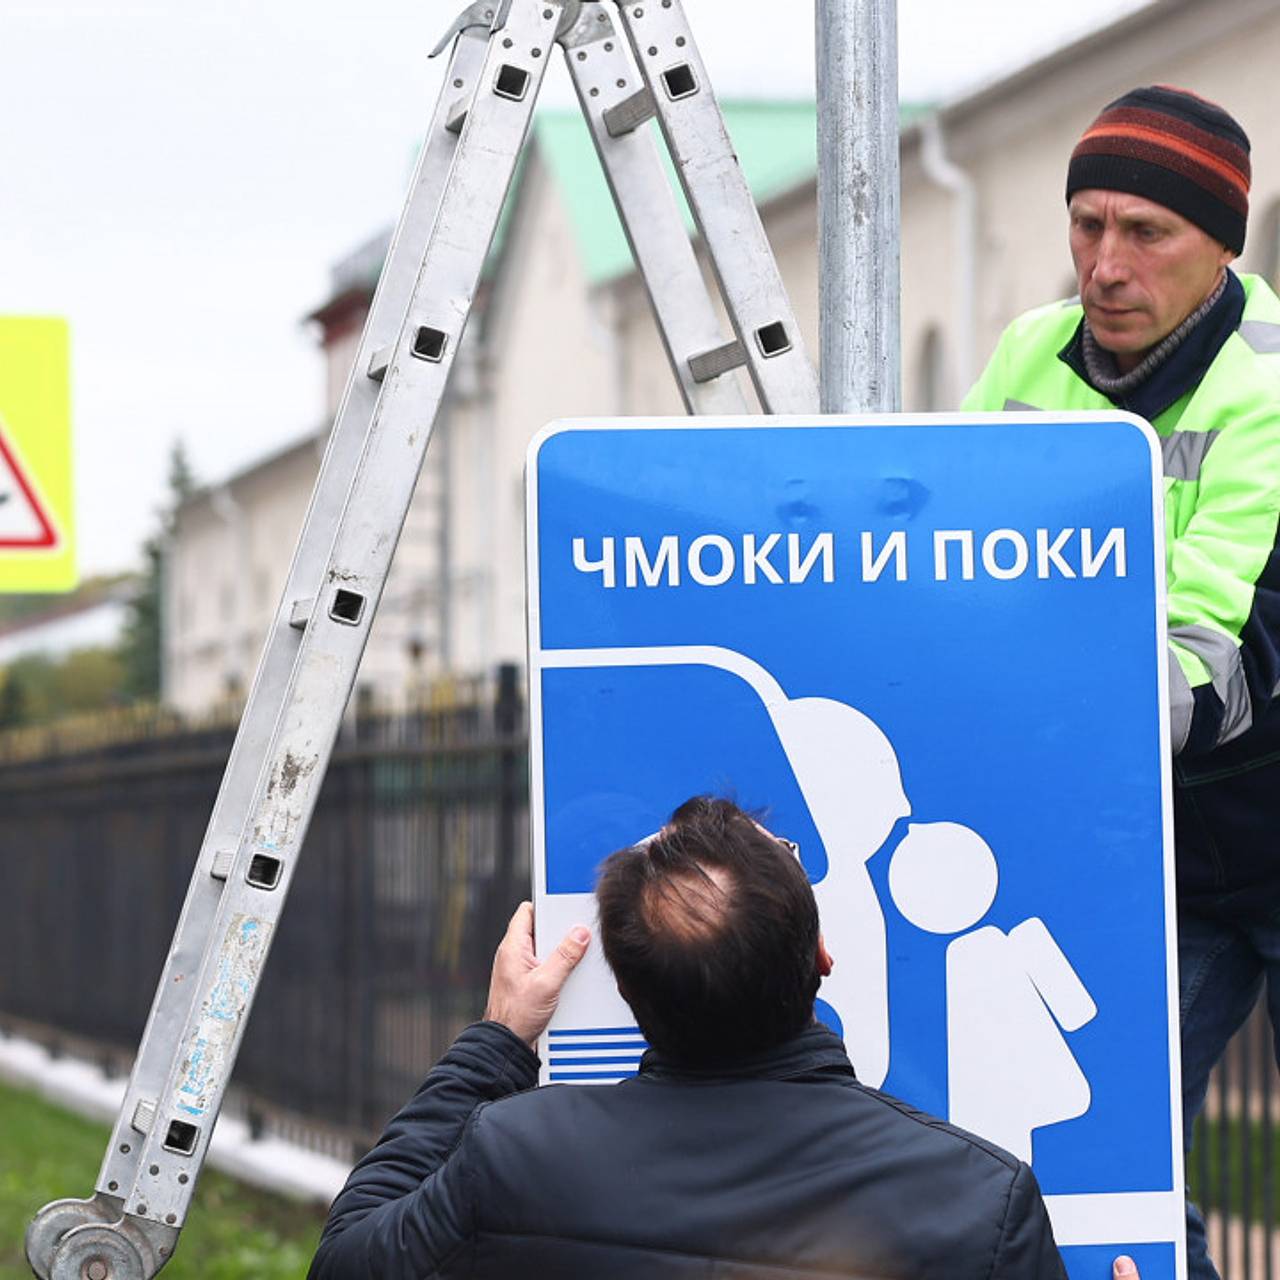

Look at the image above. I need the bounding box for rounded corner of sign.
[527,420,578,470]
[1111,409,1159,437]
[1111,411,1164,464]
[535,418,580,443]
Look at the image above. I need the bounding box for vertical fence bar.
[1198,1105,1212,1260]
[1246,1016,1256,1279]
[496,662,522,913]
[1221,1053,1234,1275]
[816,0,901,413]
[1264,1016,1275,1280]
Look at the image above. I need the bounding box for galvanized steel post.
[817,0,902,412]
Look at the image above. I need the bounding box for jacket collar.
[1058,268,1246,422]
[637,1022,857,1085]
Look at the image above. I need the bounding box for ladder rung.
[604,87,656,138]
[445,96,470,136]
[131,1099,156,1135]
[289,597,315,630]
[367,346,392,383]
[689,340,747,384]
[209,849,235,882]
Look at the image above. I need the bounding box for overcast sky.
[1,0,1150,579]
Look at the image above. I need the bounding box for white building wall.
[166,426,451,714]
[166,441,319,713]
[324,324,363,418]
[479,151,620,671]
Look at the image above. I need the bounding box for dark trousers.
[1179,884,1280,1280]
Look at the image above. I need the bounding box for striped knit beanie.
[1066,86,1251,254]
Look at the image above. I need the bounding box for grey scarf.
[1081,272,1229,395]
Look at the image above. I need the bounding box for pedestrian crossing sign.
[0,318,75,592]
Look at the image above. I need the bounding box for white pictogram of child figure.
[888,821,1098,1162]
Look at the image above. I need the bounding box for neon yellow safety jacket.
[963,272,1280,776]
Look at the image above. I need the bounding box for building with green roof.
[170,0,1280,710]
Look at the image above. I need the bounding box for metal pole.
[817,0,901,413]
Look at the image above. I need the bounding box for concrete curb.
[0,1032,351,1206]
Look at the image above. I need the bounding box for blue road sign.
[527,414,1181,1278]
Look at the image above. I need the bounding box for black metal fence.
[1190,1002,1280,1276]
[2,679,1279,1265]
[0,669,528,1157]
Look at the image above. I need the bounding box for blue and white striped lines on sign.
[547,1026,649,1081]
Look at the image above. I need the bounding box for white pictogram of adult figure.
[768,695,909,1089]
[539,646,910,1089]
[888,821,1098,1162]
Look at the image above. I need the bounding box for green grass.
[0,1080,327,1279]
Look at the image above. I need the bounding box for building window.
[917,326,946,411]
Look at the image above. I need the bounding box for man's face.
[1068,190,1235,371]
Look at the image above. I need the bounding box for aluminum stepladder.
[26,3,820,1276]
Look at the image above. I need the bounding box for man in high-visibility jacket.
[963,85,1280,1280]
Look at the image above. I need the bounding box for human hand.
[484,901,590,1050]
[1113,1257,1138,1278]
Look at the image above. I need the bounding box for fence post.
[495,664,522,910]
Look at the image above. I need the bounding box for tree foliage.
[0,648,126,726]
[119,439,197,700]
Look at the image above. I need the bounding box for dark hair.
[595,796,821,1063]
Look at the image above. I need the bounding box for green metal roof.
[531,100,932,285]
[332,101,932,305]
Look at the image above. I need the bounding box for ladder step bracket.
[445,96,470,135]
[367,346,392,383]
[604,87,656,138]
[288,598,314,630]
[131,1099,157,1136]
[493,63,532,103]
[209,850,235,882]
[411,326,449,363]
[754,320,793,358]
[689,340,746,384]
[658,62,699,102]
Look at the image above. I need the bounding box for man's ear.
[817,934,834,978]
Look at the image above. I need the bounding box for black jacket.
[309,1021,1066,1280]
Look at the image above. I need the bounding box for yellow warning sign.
[0,318,76,592]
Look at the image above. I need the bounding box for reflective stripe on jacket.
[962,273,1280,768]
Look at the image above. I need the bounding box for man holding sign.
[964,86,1280,1280]
[311,797,1067,1279]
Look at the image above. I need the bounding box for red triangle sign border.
[0,420,60,550]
